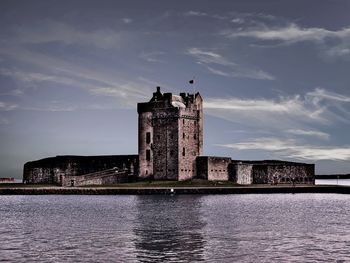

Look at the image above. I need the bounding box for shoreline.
[0,185,350,195]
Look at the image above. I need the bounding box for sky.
[1,0,350,178]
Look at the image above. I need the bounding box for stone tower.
[137,87,203,180]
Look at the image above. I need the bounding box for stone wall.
[233,161,316,185]
[229,163,253,185]
[178,106,200,181]
[196,156,231,181]
[138,112,153,179]
[153,107,179,180]
[137,87,202,181]
[61,168,129,187]
[23,155,138,185]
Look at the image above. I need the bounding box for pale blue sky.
[1,0,350,178]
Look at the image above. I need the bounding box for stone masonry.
[138,87,203,181]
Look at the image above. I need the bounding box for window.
[194,120,197,125]
[183,133,185,139]
[194,134,196,140]
[183,119,185,125]
[170,150,174,156]
[146,150,151,161]
[157,135,160,140]
[182,147,185,156]
[146,132,151,144]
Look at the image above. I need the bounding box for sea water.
[0,194,349,262]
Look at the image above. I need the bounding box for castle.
[23,87,315,186]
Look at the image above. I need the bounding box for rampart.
[23,155,138,185]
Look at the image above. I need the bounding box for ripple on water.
[0,194,350,262]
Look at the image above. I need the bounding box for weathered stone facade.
[229,162,253,185]
[23,155,138,185]
[196,156,231,181]
[229,160,315,185]
[138,87,202,181]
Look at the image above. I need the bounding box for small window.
[146,149,151,161]
[157,135,160,140]
[194,134,196,140]
[183,119,185,125]
[182,147,185,156]
[146,132,151,144]
[170,150,174,156]
[146,170,148,175]
[183,133,185,139]
[194,120,197,125]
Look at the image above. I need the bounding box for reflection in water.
[1,194,350,262]
[133,195,206,262]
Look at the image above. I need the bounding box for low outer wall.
[61,170,129,187]
[196,156,231,181]
[229,163,253,185]
[252,163,315,184]
[23,155,138,185]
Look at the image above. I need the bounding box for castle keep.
[138,87,202,181]
[23,87,315,186]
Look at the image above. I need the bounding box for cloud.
[306,87,350,103]
[286,129,330,140]
[223,23,350,43]
[11,21,122,49]
[0,102,17,111]
[139,51,165,63]
[187,48,236,66]
[218,138,350,161]
[187,47,275,80]
[205,88,350,126]
[231,18,245,24]
[183,11,226,20]
[0,118,9,125]
[121,18,133,24]
[222,22,350,58]
[0,65,153,109]
[184,11,208,17]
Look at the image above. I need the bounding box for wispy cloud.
[286,129,330,140]
[0,117,9,125]
[187,48,235,66]
[218,137,350,161]
[121,18,133,24]
[140,51,165,63]
[223,23,350,43]
[222,22,350,58]
[0,64,153,109]
[0,102,17,111]
[9,21,123,49]
[187,47,275,80]
[205,88,350,125]
[184,10,226,20]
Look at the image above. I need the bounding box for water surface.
[1,194,349,262]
